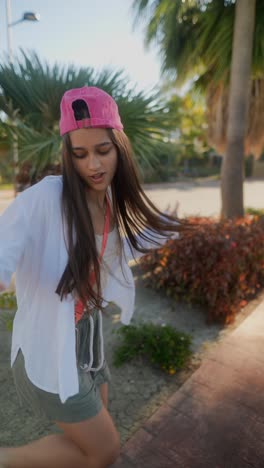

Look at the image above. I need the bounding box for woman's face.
[69,127,118,192]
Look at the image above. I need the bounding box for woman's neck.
[85,189,112,235]
[85,188,107,210]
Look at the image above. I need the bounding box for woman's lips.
[89,173,105,184]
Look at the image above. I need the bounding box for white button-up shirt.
[0,176,176,403]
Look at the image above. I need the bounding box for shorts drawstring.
[76,309,105,372]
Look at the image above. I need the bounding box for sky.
[0,0,162,92]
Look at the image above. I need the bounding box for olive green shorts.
[12,309,111,424]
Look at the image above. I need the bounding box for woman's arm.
[0,193,29,289]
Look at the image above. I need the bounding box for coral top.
[74,195,111,324]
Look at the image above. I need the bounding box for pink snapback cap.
[59,86,123,136]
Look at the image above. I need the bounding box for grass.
[0,184,13,190]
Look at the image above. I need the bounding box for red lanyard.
[75,194,111,323]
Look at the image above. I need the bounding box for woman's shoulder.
[12,176,63,222]
[18,176,62,206]
[28,175,62,194]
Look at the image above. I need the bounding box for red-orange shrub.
[139,216,264,324]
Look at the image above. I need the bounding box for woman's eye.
[97,149,111,155]
[73,153,86,159]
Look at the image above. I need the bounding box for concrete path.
[1,179,264,217]
[143,179,264,218]
[112,297,264,467]
[0,190,13,215]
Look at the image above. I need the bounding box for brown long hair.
[55,129,189,308]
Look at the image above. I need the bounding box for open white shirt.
[0,176,177,403]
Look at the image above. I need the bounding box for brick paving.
[112,300,264,467]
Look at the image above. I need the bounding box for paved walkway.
[1,179,264,217]
[112,298,264,467]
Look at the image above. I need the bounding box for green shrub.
[245,207,264,216]
[0,292,17,332]
[113,322,192,374]
[139,215,264,324]
[0,291,17,310]
[1,313,14,332]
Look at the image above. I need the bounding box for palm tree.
[0,51,173,188]
[132,0,264,217]
[221,0,256,217]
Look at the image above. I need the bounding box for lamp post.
[6,2,40,64]
[5,0,40,194]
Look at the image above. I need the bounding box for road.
[1,179,264,217]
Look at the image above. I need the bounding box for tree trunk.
[221,0,256,218]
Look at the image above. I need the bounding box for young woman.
[0,86,187,468]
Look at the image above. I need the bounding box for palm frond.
[131,0,264,85]
[2,119,61,172]
[0,51,177,177]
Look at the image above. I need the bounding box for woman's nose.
[86,153,101,171]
